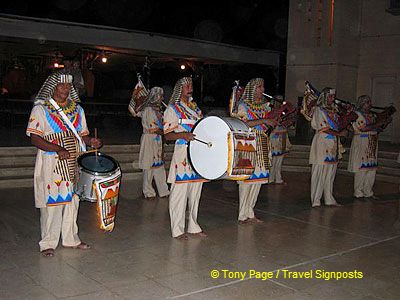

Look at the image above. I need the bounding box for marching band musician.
[233,78,277,224]
[348,95,383,200]
[269,95,291,185]
[309,88,346,208]
[26,73,102,257]
[163,77,208,239]
[137,87,169,199]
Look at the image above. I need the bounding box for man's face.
[362,99,372,111]
[64,61,72,68]
[327,93,335,105]
[254,83,264,100]
[53,83,71,102]
[156,92,164,103]
[181,83,193,100]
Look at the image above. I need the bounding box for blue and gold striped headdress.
[241,78,265,105]
[317,87,336,108]
[35,72,80,104]
[169,77,192,104]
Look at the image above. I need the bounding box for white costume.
[163,78,207,237]
[270,125,291,183]
[26,73,87,251]
[138,102,169,198]
[309,106,340,207]
[233,78,271,221]
[348,111,378,198]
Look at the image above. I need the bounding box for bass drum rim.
[187,117,229,181]
[77,152,119,176]
[188,116,249,180]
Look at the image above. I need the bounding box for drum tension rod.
[194,138,212,148]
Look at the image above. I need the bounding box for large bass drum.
[188,116,257,180]
[75,152,121,232]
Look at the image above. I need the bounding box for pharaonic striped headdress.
[35,72,80,105]
[356,95,371,110]
[169,77,192,104]
[240,78,265,105]
[145,87,164,109]
[317,87,336,108]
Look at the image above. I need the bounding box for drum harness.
[49,98,86,152]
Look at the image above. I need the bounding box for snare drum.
[75,152,120,202]
[75,152,121,232]
[188,116,257,180]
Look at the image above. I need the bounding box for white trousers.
[39,195,81,251]
[238,183,262,221]
[354,170,376,198]
[143,168,170,198]
[270,156,284,183]
[311,164,338,206]
[169,182,203,237]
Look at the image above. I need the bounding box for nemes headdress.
[35,72,79,105]
[169,77,192,104]
[145,87,164,109]
[241,78,264,105]
[356,95,371,110]
[317,87,336,107]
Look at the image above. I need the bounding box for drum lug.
[90,179,96,199]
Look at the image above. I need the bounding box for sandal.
[188,231,207,238]
[41,248,55,257]
[239,218,251,225]
[326,203,342,207]
[63,242,91,250]
[249,217,264,224]
[174,234,188,240]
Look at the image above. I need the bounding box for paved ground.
[1,172,400,299]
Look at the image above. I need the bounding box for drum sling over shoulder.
[49,98,86,152]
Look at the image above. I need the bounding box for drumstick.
[94,128,98,162]
[193,138,212,148]
[56,149,98,159]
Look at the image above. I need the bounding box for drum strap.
[178,119,197,125]
[49,98,86,152]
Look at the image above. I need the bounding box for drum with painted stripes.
[188,116,256,180]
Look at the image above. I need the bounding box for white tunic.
[26,100,89,208]
[348,111,378,172]
[270,125,291,157]
[138,107,164,170]
[309,107,340,165]
[163,101,207,184]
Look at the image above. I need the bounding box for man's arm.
[246,118,277,128]
[164,132,195,142]
[322,129,348,137]
[358,119,387,132]
[30,134,70,159]
[82,136,102,148]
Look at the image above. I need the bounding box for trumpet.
[334,98,355,109]
[262,93,287,105]
[229,80,242,116]
[370,104,396,130]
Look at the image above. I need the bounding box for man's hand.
[180,132,195,142]
[264,118,278,127]
[57,149,70,160]
[338,129,348,137]
[89,137,103,149]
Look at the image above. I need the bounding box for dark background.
[0,0,290,146]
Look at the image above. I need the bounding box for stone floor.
[1,172,400,300]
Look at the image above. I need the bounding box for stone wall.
[286,0,400,143]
